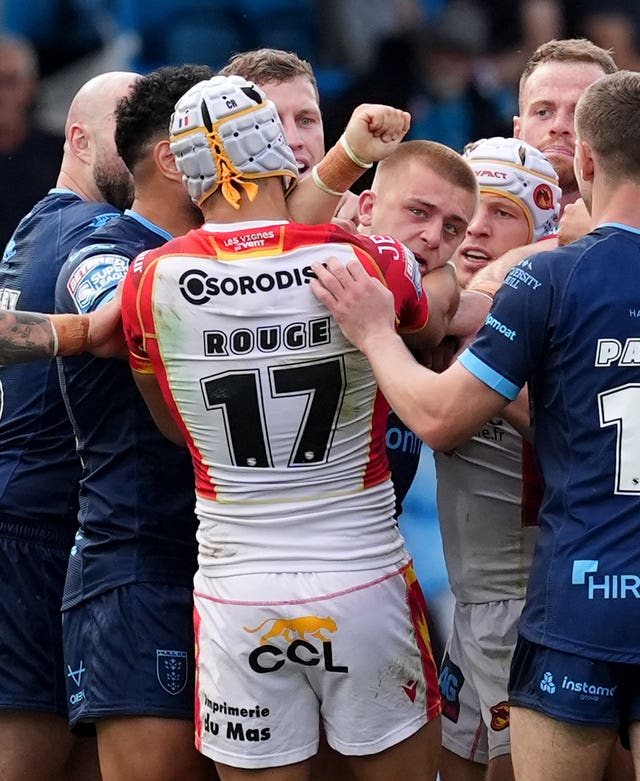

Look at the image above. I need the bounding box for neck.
[591,180,640,231]
[56,160,100,202]
[201,179,290,224]
[131,181,203,236]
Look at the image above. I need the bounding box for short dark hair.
[115,64,214,173]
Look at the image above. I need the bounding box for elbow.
[412,417,460,452]
[164,430,188,447]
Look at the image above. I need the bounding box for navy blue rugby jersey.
[55,210,198,607]
[0,189,119,532]
[386,410,422,518]
[459,224,640,662]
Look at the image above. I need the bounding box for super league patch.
[66,253,129,313]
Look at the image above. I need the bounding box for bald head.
[65,71,139,138]
[59,71,140,211]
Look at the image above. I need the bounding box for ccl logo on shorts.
[243,615,349,674]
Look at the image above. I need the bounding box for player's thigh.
[439,747,486,781]
[215,758,312,781]
[602,737,634,781]
[346,718,441,781]
[309,732,356,781]
[510,705,616,781]
[0,710,77,781]
[486,752,515,781]
[97,715,217,781]
[61,734,102,781]
[627,722,640,780]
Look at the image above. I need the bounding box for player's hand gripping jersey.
[122,220,427,576]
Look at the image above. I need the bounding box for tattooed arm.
[0,310,57,363]
[0,294,125,364]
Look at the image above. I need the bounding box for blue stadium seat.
[110,0,320,73]
[163,15,247,70]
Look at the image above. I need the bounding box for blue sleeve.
[461,254,554,397]
[56,243,129,314]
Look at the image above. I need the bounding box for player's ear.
[68,123,91,162]
[154,139,181,181]
[513,116,521,139]
[575,139,594,182]
[357,190,375,229]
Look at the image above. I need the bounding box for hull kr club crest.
[156,649,188,695]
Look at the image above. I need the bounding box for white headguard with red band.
[464,136,561,242]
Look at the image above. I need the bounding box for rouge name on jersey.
[204,317,331,356]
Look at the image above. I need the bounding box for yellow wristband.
[311,165,346,197]
[339,134,373,169]
[50,314,90,356]
[467,290,494,303]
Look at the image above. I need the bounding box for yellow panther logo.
[243,616,338,645]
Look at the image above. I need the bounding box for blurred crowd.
[5,1,640,129]
[2,0,640,248]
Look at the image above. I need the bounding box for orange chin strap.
[219,159,260,210]
[204,127,260,210]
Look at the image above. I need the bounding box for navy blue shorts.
[63,581,196,729]
[0,522,73,715]
[509,634,640,740]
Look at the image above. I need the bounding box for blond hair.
[374,140,477,196]
[219,48,319,102]
[519,38,617,109]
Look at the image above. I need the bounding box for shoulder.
[53,197,120,237]
[71,213,162,260]
[509,235,594,278]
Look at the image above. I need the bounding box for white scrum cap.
[170,74,298,209]
[464,136,561,241]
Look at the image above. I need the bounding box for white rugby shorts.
[440,599,524,763]
[193,562,441,769]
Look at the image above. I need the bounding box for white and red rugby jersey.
[122,219,428,575]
